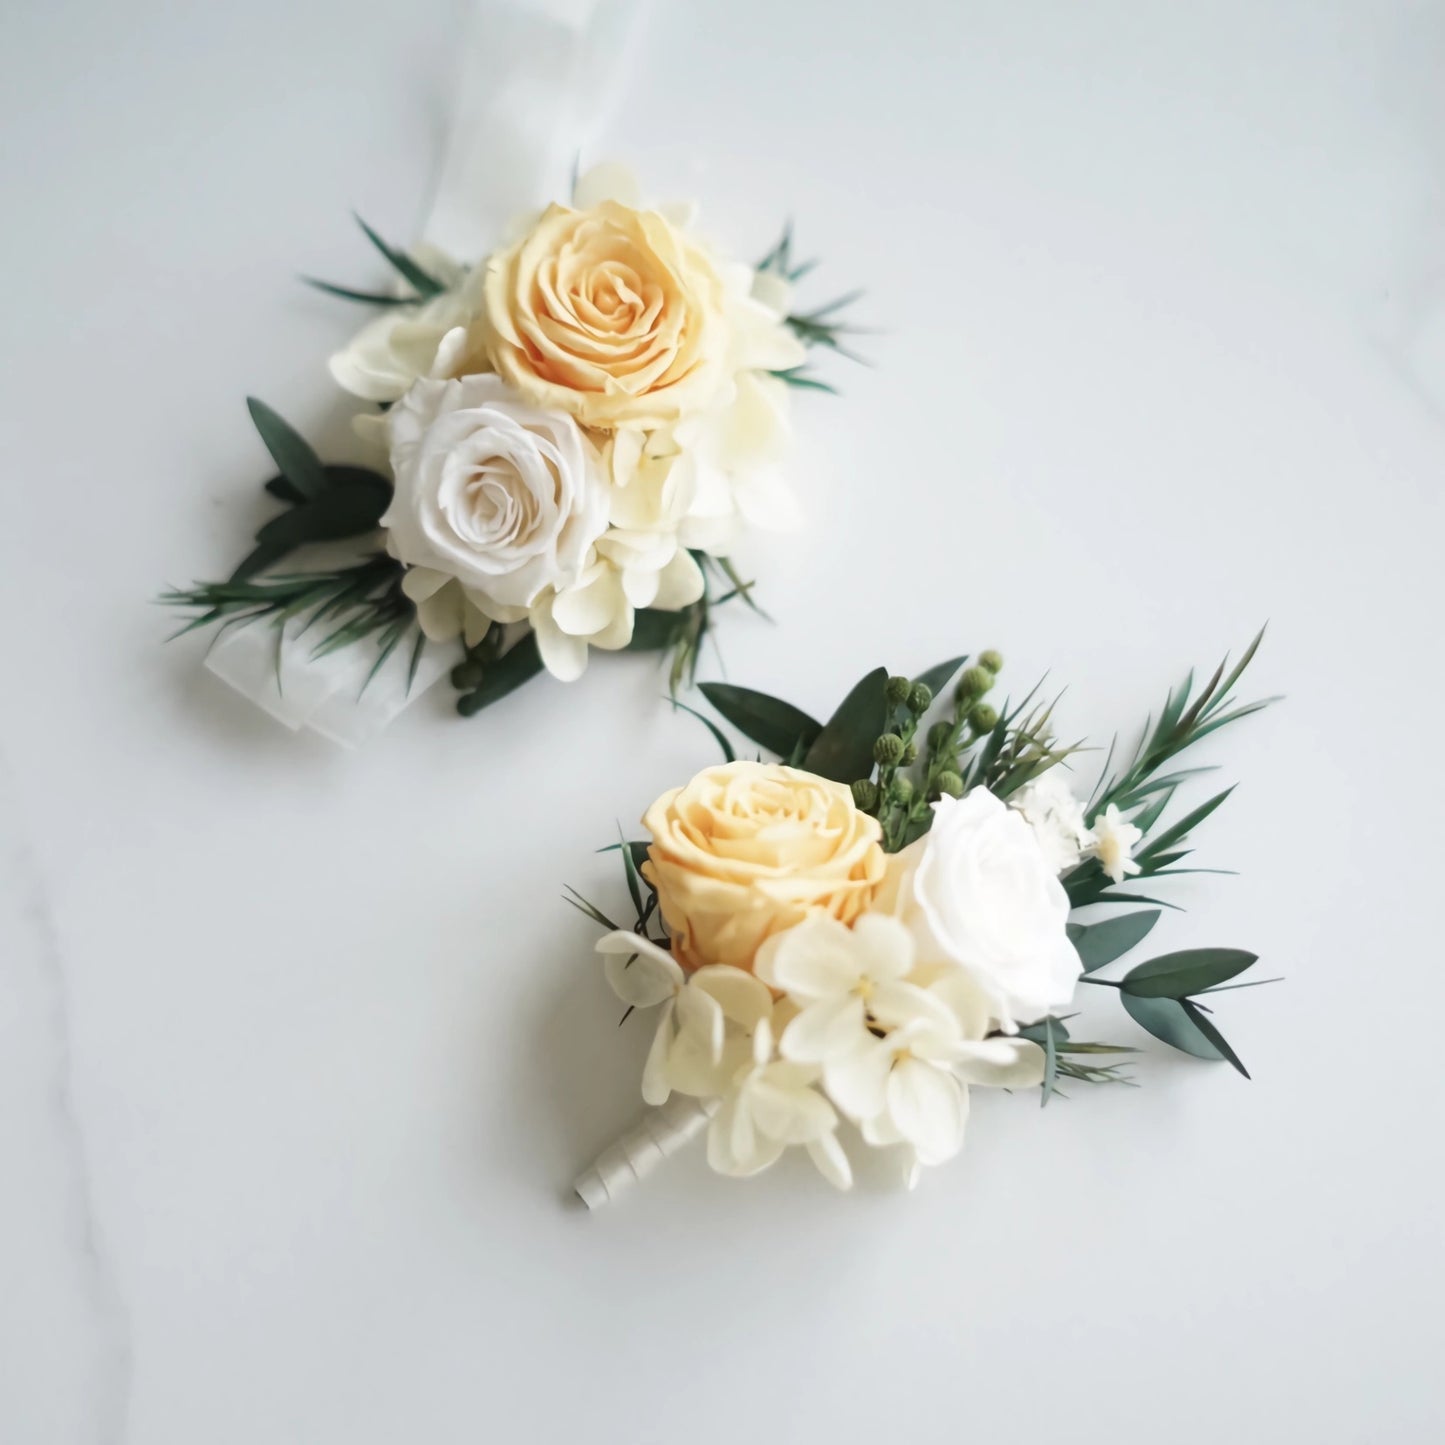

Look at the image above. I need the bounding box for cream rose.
[882,788,1083,1031]
[481,199,729,430]
[382,373,609,626]
[641,761,886,974]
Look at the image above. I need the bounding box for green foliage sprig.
[758,223,869,391]
[161,554,423,695]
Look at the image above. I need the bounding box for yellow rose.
[481,201,728,431]
[641,761,887,974]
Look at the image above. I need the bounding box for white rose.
[383,374,610,622]
[328,248,479,403]
[1010,769,1091,874]
[880,788,1082,1032]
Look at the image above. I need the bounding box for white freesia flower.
[596,932,772,1107]
[755,912,938,1064]
[1088,803,1144,884]
[882,788,1083,1032]
[328,247,477,403]
[764,918,1046,1176]
[707,1018,852,1190]
[1011,769,1092,874]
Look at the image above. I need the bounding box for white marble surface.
[3,1,1443,1440]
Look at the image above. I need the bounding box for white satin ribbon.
[204,0,648,745]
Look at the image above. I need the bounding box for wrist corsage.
[161,166,858,745]
[571,633,1276,1206]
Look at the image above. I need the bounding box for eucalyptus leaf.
[1120,993,1223,1061]
[353,214,445,298]
[456,634,544,716]
[1181,1001,1251,1078]
[803,666,888,782]
[1121,947,1258,999]
[699,682,822,758]
[1066,910,1161,972]
[246,398,326,501]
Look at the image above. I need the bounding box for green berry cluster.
[850,650,1005,850]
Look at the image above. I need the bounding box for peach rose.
[481,200,728,431]
[641,761,887,974]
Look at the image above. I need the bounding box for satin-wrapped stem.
[574,1095,718,1210]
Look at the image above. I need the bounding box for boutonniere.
[161,165,860,745]
[570,633,1277,1206]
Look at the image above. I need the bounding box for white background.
[2,1,1442,1441]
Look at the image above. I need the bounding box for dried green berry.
[936,771,965,798]
[957,665,995,701]
[873,733,906,766]
[968,702,999,734]
[451,659,486,691]
[979,649,1004,674]
[850,779,880,811]
[884,675,913,709]
[907,682,933,714]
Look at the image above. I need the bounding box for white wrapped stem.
[574,1095,718,1210]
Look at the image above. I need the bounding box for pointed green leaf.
[301,276,415,307]
[699,682,822,758]
[353,214,445,298]
[617,827,644,916]
[803,667,888,783]
[1121,947,1258,999]
[912,655,968,699]
[246,398,326,501]
[1121,993,1223,1060]
[1181,1001,1251,1078]
[1066,910,1161,972]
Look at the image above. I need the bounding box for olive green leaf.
[803,666,888,782]
[1120,947,1258,999]
[699,682,822,758]
[456,633,545,716]
[246,397,326,501]
[1066,910,1161,973]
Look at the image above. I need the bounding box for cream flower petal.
[532,605,590,681]
[849,913,916,980]
[571,161,643,210]
[952,1038,1046,1089]
[867,980,961,1035]
[779,994,868,1064]
[749,1076,836,1145]
[641,1004,675,1107]
[400,566,453,605]
[823,1038,894,1122]
[707,1097,785,1177]
[887,1059,968,1166]
[551,564,627,637]
[596,931,682,1006]
[805,1132,854,1191]
[754,914,864,1000]
[649,548,705,611]
[675,983,725,1065]
[689,965,772,1031]
[413,590,462,643]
